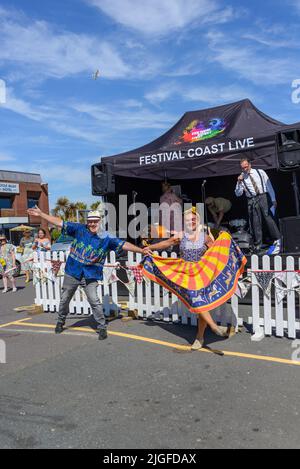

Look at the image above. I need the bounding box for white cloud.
[2,87,54,121]
[69,101,177,130]
[2,85,177,149]
[290,0,300,11]
[0,153,15,162]
[0,7,130,80]
[38,165,91,186]
[242,21,300,49]
[86,0,227,35]
[145,82,256,106]
[206,30,300,85]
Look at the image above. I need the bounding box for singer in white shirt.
[235,158,281,254]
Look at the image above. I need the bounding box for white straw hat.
[87,210,102,220]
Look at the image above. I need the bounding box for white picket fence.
[250,255,300,339]
[33,251,300,339]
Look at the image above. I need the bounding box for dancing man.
[142,207,246,350]
[27,206,150,340]
[235,158,281,254]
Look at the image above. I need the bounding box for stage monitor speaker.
[279,216,300,253]
[276,129,300,170]
[91,163,115,196]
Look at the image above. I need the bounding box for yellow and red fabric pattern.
[142,232,247,313]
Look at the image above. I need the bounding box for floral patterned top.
[0,243,15,271]
[179,231,207,262]
[62,222,125,280]
[20,236,34,248]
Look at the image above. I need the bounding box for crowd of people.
[0,227,51,293]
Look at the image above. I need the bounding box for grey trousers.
[57,274,106,329]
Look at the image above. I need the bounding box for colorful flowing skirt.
[142,232,247,313]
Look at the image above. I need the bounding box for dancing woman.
[143,207,246,350]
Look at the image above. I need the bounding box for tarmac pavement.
[0,276,300,449]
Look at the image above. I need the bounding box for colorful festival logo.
[175,118,227,145]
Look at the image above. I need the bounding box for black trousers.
[247,193,281,247]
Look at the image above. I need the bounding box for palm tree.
[90,201,102,211]
[75,202,87,223]
[52,197,70,219]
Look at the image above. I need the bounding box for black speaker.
[279,216,300,253]
[276,129,300,170]
[91,163,115,195]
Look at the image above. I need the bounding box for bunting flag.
[276,272,287,286]
[123,269,136,297]
[275,287,287,304]
[291,272,300,289]
[31,264,48,286]
[123,280,136,297]
[141,232,246,314]
[127,265,144,284]
[51,260,64,277]
[253,272,274,297]
[235,279,251,299]
[102,267,119,285]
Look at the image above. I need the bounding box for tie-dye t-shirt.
[62,222,125,280]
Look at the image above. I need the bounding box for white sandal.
[214,326,229,337]
[191,338,204,350]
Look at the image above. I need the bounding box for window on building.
[0,196,13,209]
[27,196,40,209]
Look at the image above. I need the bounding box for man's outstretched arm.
[27,206,63,228]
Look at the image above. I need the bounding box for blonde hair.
[183,206,200,219]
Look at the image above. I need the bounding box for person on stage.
[142,207,246,350]
[159,181,183,233]
[235,158,281,254]
[27,206,151,340]
[205,196,232,229]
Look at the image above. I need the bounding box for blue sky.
[0,0,300,208]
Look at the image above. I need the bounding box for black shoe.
[98,328,108,340]
[55,323,64,334]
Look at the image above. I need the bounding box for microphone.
[202,180,207,187]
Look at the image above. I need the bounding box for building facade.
[0,170,49,241]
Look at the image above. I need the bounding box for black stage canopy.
[102,99,300,180]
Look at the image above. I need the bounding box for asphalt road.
[0,277,300,449]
